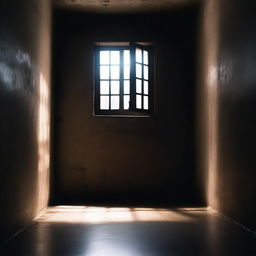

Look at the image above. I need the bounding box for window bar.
[142,50,144,110]
[130,46,136,111]
[108,51,111,109]
[96,50,100,113]
[148,49,151,112]
[120,50,124,110]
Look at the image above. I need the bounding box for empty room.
[0,0,256,255]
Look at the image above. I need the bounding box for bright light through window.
[95,43,153,115]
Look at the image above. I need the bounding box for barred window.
[94,42,154,116]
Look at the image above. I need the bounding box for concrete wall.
[52,10,202,206]
[200,0,256,231]
[0,0,51,242]
[197,0,219,213]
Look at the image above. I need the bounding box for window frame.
[93,43,154,117]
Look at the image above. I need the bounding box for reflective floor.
[1,207,256,255]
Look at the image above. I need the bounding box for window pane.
[136,79,142,94]
[124,65,130,79]
[136,48,142,63]
[143,50,148,65]
[100,81,109,94]
[111,96,119,109]
[144,81,148,95]
[111,65,120,79]
[144,65,148,80]
[124,80,130,94]
[100,66,109,79]
[100,96,109,110]
[100,51,109,65]
[144,96,149,110]
[124,50,130,65]
[111,51,120,65]
[111,81,120,94]
[124,95,130,110]
[136,64,142,79]
[136,94,142,109]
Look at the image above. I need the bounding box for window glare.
[100,96,109,110]
[111,81,120,94]
[100,81,109,95]
[124,95,130,110]
[97,45,152,115]
[144,65,148,80]
[124,80,130,94]
[136,64,142,79]
[143,50,148,65]
[124,50,130,64]
[100,66,109,79]
[136,94,142,109]
[111,96,119,109]
[144,81,148,95]
[144,96,149,110]
[111,65,120,79]
[100,51,109,65]
[136,79,142,94]
[124,65,130,79]
[111,51,120,65]
[136,48,142,63]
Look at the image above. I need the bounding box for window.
[94,42,154,116]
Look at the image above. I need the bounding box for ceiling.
[52,0,199,13]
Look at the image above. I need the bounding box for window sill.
[93,114,151,118]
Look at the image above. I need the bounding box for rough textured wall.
[52,10,201,206]
[201,0,256,231]
[0,0,51,242]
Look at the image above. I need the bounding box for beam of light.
[37,73,50,212]
[201,0,220,210]
[207,64,219,210]
[38,206,207,224]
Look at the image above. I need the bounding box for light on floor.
[39,206,206,224]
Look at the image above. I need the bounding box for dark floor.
[1,207,256,256]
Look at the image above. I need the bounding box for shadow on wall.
[52,10,200,206]
[200,0,256,231]
[0,42,51,240]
